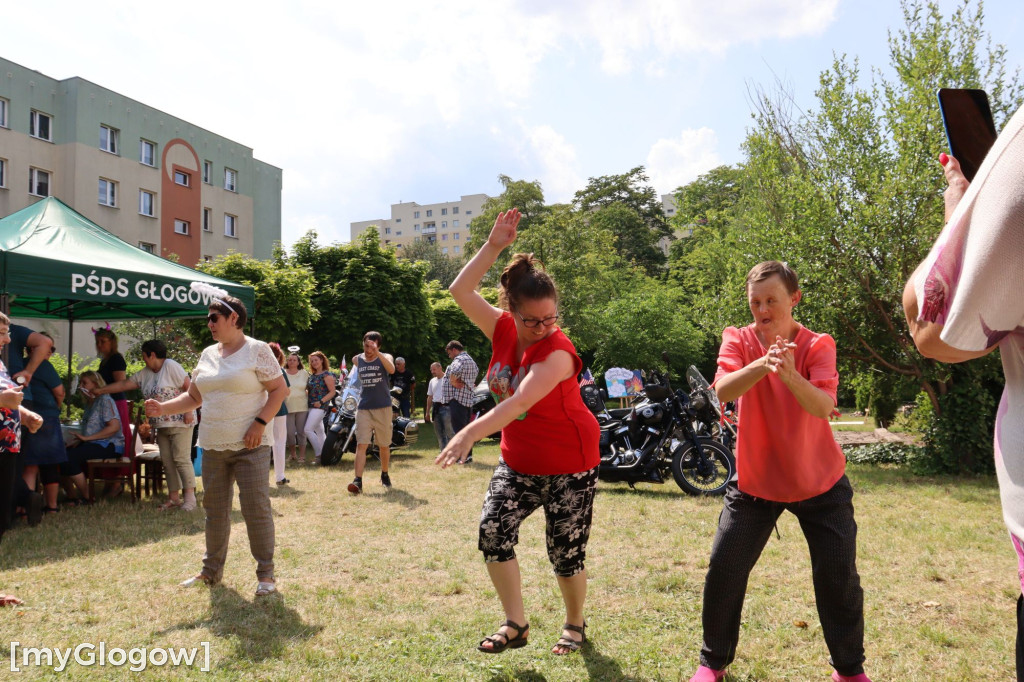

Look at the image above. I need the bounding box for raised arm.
[94,378,140,396]
[449,209,521,340]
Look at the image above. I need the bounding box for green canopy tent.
[0,197,253,321]
[0,197,255,388]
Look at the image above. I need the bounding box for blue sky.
[3,0,1022,247]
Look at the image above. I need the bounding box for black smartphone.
[937,88,998,182]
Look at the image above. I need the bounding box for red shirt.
[714,324,844,502]
[486,312,600,475]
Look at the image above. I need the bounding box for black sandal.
[552,621,586,655]
[478,620,529,653]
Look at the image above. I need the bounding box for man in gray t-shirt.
[348,331,395,495]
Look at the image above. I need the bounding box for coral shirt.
[714,324,845,502]
[486,312,600,475]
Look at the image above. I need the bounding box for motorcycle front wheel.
[671,437,734,496]
[321,427,350,466]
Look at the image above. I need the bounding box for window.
[0,158,6,188]
[0,98,8,128]
[452,206,459,215]
[454,232,460,240]
[203,161,212,184]
[29,168,50,196]
[139,139,156,166]
[413,211,420,219]
[224,168,237,192]
[441,208,447,215]
[174,219,189,235]
[98,179,117,207]
[442,247,448,254]
[396,218,402,223]
[138,242,155,254]
[396,230,402,236]
[203,255,212,262]
[30,110,52,141]
[414,224,420,231]
[465,210,472,216]
[224,214,237,237]
[100,125,119,154]
[203,208,212,232]
[453,219,459,227]
[441,233,448,241]
[384,227,391,235]
[441,221,447,228]
[454,245,461,254]
[426,209,432,217]
[174,170,190,187]
[139,190,155,216]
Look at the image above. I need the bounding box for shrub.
[844,442,924,466]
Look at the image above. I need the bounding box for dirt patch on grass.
[834,428,921,448]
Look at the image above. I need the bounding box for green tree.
[196,251,319,344]
[289,228,435,372]
[734,0,1021,469]
[467,175,549,283]
[574,166,671,275]
[399,239,466,289]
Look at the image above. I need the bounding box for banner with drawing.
[605,367,643,398]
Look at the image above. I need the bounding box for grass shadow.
[371,487,428,510]
[487,670,548,682]
[157,585,322,666]
[269,486,306,500]
[0,497,205,570]
[597,484,691,500]
[581,641,642,681]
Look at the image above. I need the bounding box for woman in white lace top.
[146,293,288,597]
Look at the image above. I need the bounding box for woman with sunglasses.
[146,294,287,597]
[436,208,600,656]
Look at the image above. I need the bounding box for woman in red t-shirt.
[437,208,600,656]
[688,261,872,682]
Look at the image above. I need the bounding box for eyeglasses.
[514,310,558,328]
[207,313,221,324]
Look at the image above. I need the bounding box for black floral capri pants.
[478,458,599,577]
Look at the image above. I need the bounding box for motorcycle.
[685,365,737,453]
[581,364,735,496]
[320,367,419,466]
[471,379,502,440]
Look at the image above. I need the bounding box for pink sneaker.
[689,665,726,682]
[832,673,872,682]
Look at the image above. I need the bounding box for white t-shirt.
[132,358,196,429]
[915,104,1024,591]
[192,336,281,451]
[428,376,444,403]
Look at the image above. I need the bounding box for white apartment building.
[351,194,490,256]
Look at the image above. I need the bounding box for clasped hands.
[764,336,798,382]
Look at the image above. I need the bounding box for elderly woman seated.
[60,370,125,503]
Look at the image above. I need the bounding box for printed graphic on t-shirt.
[486,361,527,420]
[359,362,387,391]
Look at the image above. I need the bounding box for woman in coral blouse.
[688,260,872,682]
[437,208,600,656]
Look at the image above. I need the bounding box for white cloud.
[646,128,722,194]
[523,124,585,203]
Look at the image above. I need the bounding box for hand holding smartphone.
[937,88,998,182]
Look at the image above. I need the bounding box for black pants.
[699,475,866,676]
[449,402,472,457]
[1017,594,1023,680]
[0,454,17,538]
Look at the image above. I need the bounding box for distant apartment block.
[0,56,282,265]
[659,192,693,255]
[351,194,490,256]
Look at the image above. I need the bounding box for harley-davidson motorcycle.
[320,367,419,466]
[580,363,734,495]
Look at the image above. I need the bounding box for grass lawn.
[0,426,1016,680]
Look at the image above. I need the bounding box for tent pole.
[65,307,74,420]
[0,295,7,367]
